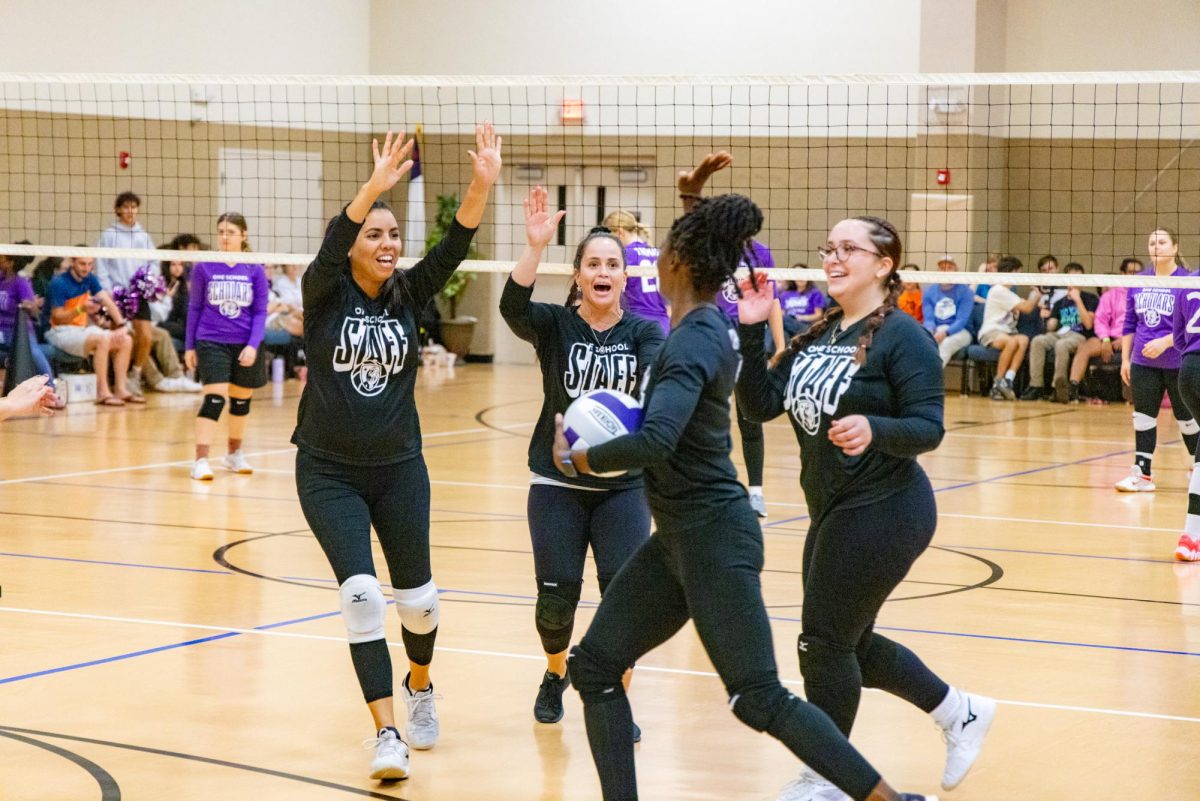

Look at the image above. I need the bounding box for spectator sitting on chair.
[1067,257,1142,403]
[1022,262,1098,402]
[1036,254,1066,312]
[46,254,136,406]
[897,263,923,322]
[922,255,974,367]
[157,234,202,349]
[973,252,1001,304]
[775,275,825,334]
[0,253,57,390]
[978,256,1042,401]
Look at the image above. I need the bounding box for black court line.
[0,727,121,800]
[0,725,407,800]
[0,510,291,536]
[942,407,1080,431]
[473,398,540,438]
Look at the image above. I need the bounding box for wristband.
[1103,337,1111,343]
[678,192,702,201]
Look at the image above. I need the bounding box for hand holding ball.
[561,389,644,477]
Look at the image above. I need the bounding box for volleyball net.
[2,71,1200,286]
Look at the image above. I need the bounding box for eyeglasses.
[817,242,882,262]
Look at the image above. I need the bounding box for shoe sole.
[222,466,253,475]
[407,737,437,751]
[1114,484,1155,492]
[1175,549,1200,561]
[369,765,409,781]
[534,708,565,724]
[942,698,996,791]
[191,473,213,481]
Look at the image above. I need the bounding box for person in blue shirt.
[921,255,975,366]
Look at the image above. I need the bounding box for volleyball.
[562,389,645,477]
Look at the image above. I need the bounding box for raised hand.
[677,151,733,196]
[524,186,566,250]
[735,271,776,325]
[468,121,503,188]
[366,130,415,196]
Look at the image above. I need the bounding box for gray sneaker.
[998,378,1017,401]
[749,494,768,519]
[403,674,440,750]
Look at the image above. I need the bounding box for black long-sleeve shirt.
[736,310,944,523]
[588,304,747,531]
[291,210,476,466]
[499,277,664,490]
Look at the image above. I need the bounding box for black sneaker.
[1068,382,1081,403]
[533,670,570,723]
[632,721,642,743]
[1019,385,1046,401]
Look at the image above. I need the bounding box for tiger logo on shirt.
[332,308,409,397]
[783,344,860,436]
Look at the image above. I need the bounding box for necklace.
[829,319,845,345]
[582,308,624,348]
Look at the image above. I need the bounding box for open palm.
[524,185,566,249]
[367,130,415,195]
[735,272,775,324]
[469,121,503,187]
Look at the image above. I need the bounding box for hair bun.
[588,225,613,235]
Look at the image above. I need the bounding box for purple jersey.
[621,241,669,335]
[715,240,776,319]
[1125,266,1193,368]
[778,287,825,318]
[0,274,34,347]
[186,261,269,350]
[1173,283,1200,357]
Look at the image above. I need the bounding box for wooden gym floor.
[0,363,1197,800]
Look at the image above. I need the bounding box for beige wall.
[0,0,371,74]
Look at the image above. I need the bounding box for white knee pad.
[1133,412,1158,432]
[339,574,386,644]
[1178,418,1199,436]
[394,580,439,635]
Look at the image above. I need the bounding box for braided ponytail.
[770,215,902,368]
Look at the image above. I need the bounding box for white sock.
[1004,370,1016,382]
[749,486,763,498]
[930,686,963,729]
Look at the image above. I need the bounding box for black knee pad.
[797,633,858,688]
[535,579,581,654]
[728,679,794,732]
[567,643,626,703]
[229,396,251,416]
[198,393,226,421]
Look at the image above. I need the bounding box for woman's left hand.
[1142,335,1171,360]
[552,413,578,477]
[735,271,776,325]
[828,415,872,456]
[238,346,257,367]
[468,121,503,188]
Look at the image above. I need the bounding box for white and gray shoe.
[222,450,254,475]
[364,726,409,780]
[190,457,214,481]
[749,493,768,519]
[403,674,440,750]
[775,768,848,801]
[939,691,996,790]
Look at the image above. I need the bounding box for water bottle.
[271,357,285,384]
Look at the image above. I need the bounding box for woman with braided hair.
[554,198,936,801]
[736,216,995,801]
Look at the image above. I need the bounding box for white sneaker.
[222,451,253,475]
[775,768,847,801]
[749,493,768,519]
[180,377,203,392]
[403,675,440,750]
[190,458,214,481]
[940,692,996,790]
[364,727,409,781]
[1114,465,1155,492]
[154,376,184,393]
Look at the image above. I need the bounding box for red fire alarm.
[119,151,131,170]
[561,99,584,124]
[936,168,950,186]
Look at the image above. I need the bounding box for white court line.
[938,512,1177,534]
[2,604,1198,726]
[942,432,1133,447]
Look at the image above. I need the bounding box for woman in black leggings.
[500,186,663,730]
[554,193,934,801]
[291,125,500,781]
[736,216,994,800]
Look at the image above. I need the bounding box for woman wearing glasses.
[735,216,995,801]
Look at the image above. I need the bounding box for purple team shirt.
[186,261,269,350]
[622,241,669,335]
[715,240,776,319]
[1124,265,1193,369]
[1173,282,1200,358]
[0,274,35,347]
[778,287,825,318]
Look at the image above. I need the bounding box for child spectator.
[1022,262,1099,402]
[775,273,825,334]
[978,256,1042,400]
[897,263,923,322]
[1067,257,1142,401]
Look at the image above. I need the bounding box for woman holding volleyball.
[500,185,664,731]
[291,125,500,780]
[554,190,935,801]
[736,215,993,799]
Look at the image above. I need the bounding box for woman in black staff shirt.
[736,216,995,801]
[500,186,664,731]
[292,126,500,781]
[553,195,934,801]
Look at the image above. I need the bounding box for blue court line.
[765,444,1139,528]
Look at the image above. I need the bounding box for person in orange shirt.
[897,263,923,323]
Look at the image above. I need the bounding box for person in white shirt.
[977,256,1041,400]
[95,192,156,396]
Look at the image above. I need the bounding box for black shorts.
[133,301,153,322]
[196,340,267,388]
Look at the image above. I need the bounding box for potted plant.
[426,193,478,357]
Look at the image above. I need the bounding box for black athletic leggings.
[1178,356,1200,516]
[735,401,765,487]
[798,479,949,736]
[528,483,650,654]
[1129,362,1198,475]
[569,503,883,801]
[295,449,435,702]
